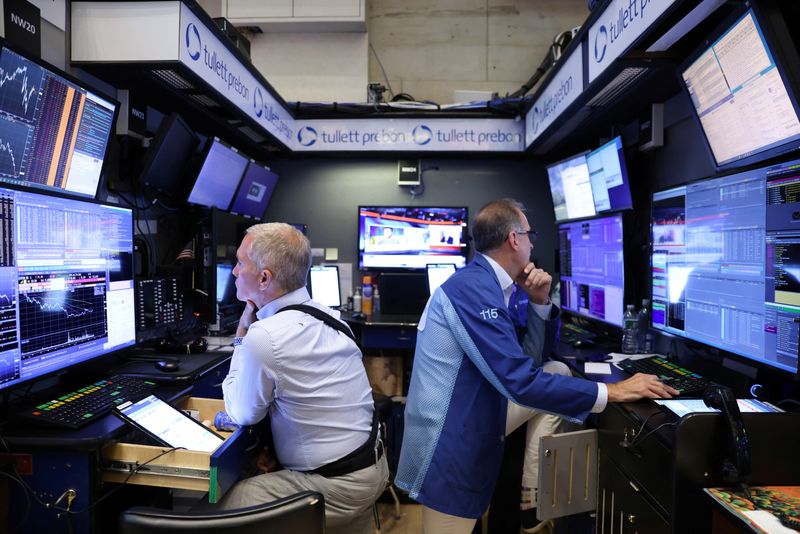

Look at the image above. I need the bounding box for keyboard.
[19,375,157,429]
[559,322,596,345]
[618,356,713,396]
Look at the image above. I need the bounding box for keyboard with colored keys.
[19,375,157,429]
[617,356,714,396]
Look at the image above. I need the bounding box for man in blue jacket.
[395,199,677,533]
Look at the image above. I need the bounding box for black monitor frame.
[185,137,249,211]
[678,0,800,172]
[138,112,199,199]
[0,39,120,199]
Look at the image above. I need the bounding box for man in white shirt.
[217,222,388,534]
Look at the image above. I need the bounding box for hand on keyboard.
[607,373,680,402]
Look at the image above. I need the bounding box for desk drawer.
[362,326,417,349]
[101,397,259,503]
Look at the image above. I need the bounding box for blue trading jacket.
[395,255,598,518]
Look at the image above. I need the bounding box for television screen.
[680,5,800,170]
[187,138,248,210]
[559,213,625,327]
[0,186,136,391]
[0,46,118,198]
[358,206,468,270]
[230,161,278,219]
[138,113,198,198]
[651,155,800,374]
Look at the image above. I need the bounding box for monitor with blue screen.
[651,156,800,374]
[559,213,625,327]
[0,46,118,198]
[187,138,248,210]
[230,161,279,219]
[0,185,136,391]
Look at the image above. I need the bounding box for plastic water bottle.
[637,299,650,352]
[353,287,362,313]
[622,304,639,354]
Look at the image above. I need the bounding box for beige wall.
[368,0,589,105]
[210,0,589,104]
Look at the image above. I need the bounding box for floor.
[373,502,422,533]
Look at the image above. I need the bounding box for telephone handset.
[703,385,752,495]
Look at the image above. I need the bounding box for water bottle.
[621,304,639,354]
[637,299,650,353]
[373,286,381,314]
[353,287,362,313]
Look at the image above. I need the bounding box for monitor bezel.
[0,181,136,392]
[357,205,469,272]
[0,39,120,200]
[677,1,800,172]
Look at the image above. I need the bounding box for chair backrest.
[118,490,325,534]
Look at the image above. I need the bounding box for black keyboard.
[559,323,596,344]
[19,375,157,429]
[618,356,713,396]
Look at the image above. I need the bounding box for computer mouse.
[155,360,180,372]
[352,312,366,320]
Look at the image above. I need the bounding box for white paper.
[584,362,612,375]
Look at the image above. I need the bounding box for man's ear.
[259,269,272,290]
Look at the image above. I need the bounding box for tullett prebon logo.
[412,125,432,145]
[185,23,201,61]
[594,25,608,63]
[298,126,318,146]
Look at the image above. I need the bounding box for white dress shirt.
[223,287,374,471]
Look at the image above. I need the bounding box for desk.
[342,311,419,350]
[552,342,800,533]
[1,350,252,534]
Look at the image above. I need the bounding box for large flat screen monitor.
[230,161,278,219]
[651,156,800,374]
[680,4,800,170]
[0,46,118,198]
[138,113,198,198]
[0,186,136,391]
[559,213,625,327]
[358,206,468,270]
[548,138,632,222]
[187,138,248,210]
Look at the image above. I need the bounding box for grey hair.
[244,223,312,291]
[471,198,526,253]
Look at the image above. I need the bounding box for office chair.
[118,490,325,534]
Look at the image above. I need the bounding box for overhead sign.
[292,118,524,152]
[179,3,295,148]
[525,50,583,147]
[588,0,677,83]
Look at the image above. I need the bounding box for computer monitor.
[548,139,633,223]
[0,45,119,198]
[230,161,279,219]
[358,206,468,270]
[547,152,594,223]
[651,155,800,374]
[0,185,136,391]
[216,264,235,304]
[586,136,633,213]
[680,3,800,171]
[426,263,457,295]
[138,113,199,198]
[559,213,625,327]
[187,138,249,210]
[308,265,341,308]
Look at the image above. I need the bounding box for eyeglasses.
[515,230,539,243]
